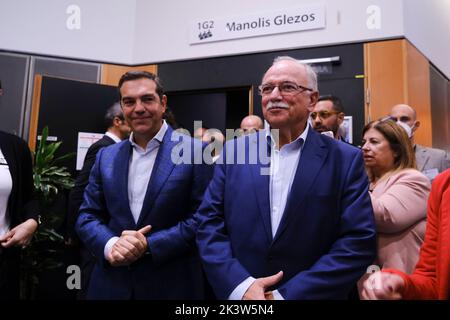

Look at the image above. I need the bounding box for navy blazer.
[196,128,377,299]
[76,126,213,299]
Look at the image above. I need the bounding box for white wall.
[133,0,403,64]
[0,0,403,65]
[0,0,136,63]
[404,0,450,79]
[4,0,450,80]
[7,0,450,80]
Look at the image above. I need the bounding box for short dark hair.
[104,102,124,129]
[163,107,179,129]
[118,71,164,101]
[318,95,344,113]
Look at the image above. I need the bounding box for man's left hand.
[108,225,151,266]
[243,271,283,300]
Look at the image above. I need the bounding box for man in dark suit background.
[75,71,213,299]
[311,95,348,141]
[196,56,376,300]
[390,104,450,181]
[67,102,130,241]
[66,102,130,298]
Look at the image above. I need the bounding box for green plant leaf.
[22,126,75,297]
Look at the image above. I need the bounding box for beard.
[314,124,338,135]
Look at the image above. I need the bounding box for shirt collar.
[129,120,168,151]
[264,120,309,149]
[104,131,122,143]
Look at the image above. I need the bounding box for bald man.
[390,104,449,180]
[240,115,264,134]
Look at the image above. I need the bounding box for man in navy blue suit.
[76,71,213,299]
[196,56,377,300]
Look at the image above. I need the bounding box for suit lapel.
[415,145,429,171]
[273,130,328,243]
[249,133,272,242]
[116,140,135,227]
[101,135,115,146]
[136,127,176,226]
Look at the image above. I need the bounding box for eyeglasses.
[310,110,340,120]
[258,81,313,96]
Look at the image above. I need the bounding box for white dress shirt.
[104,121,168,258]
[229,123,308,300]
[0,148,12,237]
[269,125,307,237]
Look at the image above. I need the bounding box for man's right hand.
[360,271,404,300]
[107,225,152,266]
[243,271,283,300]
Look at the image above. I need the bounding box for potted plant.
[20,126,74,299]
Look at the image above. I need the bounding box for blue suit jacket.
[196,128,377,299]
[76,126,213,299]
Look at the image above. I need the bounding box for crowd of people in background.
[1,56,450,300]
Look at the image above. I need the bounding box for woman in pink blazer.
[358,119,430,293]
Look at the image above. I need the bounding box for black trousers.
[76,246,95,300]
[0,246,20,299]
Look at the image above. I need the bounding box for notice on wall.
[341,116,353,144]
[76,132,104,170]
[37,135,58,142]
[190,3,326,44]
